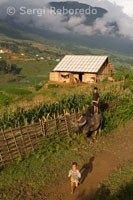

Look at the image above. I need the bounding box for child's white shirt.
[68,169,81,179]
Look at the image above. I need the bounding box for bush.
[126,71,133,80]
[0,60,21,74]
[113,72,123,81]
[102,77,108,83]
[34,84,43,91]
[123,80,133,92]
[102,101,133,134]
[113,66,132,82]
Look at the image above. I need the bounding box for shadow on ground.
[77,181,133,200]
[80,157,95,184]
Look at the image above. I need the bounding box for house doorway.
[79,73,83,82]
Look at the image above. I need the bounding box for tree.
[0,60,21,75]
[10,64,22,74]
[0,60,8,73]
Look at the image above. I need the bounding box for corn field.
[0,92,132,131]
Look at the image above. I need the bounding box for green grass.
[48,83,60,89]
[94,161,133,200]
[9,60,53,85]
[0,92,12,108]
[5,88,32,96]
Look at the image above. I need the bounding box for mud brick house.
[50,55,114,83]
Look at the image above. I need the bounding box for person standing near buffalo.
[92,87,100,114]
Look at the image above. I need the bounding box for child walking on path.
[68,162,81,194]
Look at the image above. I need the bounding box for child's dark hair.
[86,102,90,105]
[94,87,98,90]
[72,162,77,166]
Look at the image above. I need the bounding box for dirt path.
[41,123,133,200]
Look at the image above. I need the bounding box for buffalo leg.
[99,127,102,136]
[94,130,97,137]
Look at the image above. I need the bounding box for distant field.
[9,60,53,84]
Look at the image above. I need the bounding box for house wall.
[50,72,71,83]
[73,74,79,82]
[83,73,97,83]
[50,72,59,82]
[97,59,112,81]
[50,72,97,83]
[59,72,70,83]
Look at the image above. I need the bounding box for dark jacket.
[93,92,99,102]
[83,107,94,117]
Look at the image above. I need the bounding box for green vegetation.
[113,65,132,81]
[34,84,43,91]
[0,90,133,131]
[48,83,60,89]
[0,92,12,108]
[0,60,21,74]
[5,88,32,96]
[0,41,19,53]
[94,162,133,200]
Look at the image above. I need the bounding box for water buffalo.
[71,114,103,137]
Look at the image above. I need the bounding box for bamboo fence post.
[11,128,22,158]
[74,110,77,123]
[40,120,46,136]
[19,126,27,154]
[34,124,39,140]
[65,115,69,138]
[2,129,13,162]
[26,126,35,152]
[44,122,47,136]
[0,151,4,167]
[56,118,59,135]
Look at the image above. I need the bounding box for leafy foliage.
[113,66,132,81]
[0,60,22,74]
[36,134,69,160]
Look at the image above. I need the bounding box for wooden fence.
[0,113,80,167]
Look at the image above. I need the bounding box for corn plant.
[0,92,132,131]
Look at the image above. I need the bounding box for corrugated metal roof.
[53,55,108,73]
